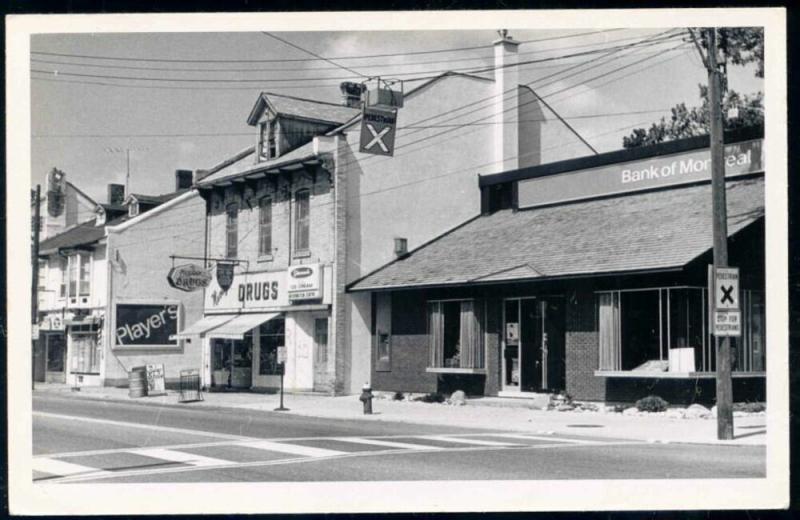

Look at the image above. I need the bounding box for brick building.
[348,128,766,404]
[181,33,594,394]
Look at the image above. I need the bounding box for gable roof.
[348,177,765,291]
[39,215,125,254]
[196,141,319,187]
[127,189,189,206]
[247,92,360,126]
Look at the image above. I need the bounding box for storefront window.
[259,318,285,375]
[598,286,764,374]
[46,334,65,372]
[314,318,328,364]
[294,189,310,252]
[71,325,100,374]
[428,300,484,369]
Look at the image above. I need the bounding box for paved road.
[32,394,765,483]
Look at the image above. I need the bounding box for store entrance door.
[211,337,253,390]
[502,297,565,393]
[44,332,67,383]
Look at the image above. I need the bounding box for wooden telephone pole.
[706,28,735,440]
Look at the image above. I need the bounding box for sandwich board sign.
[360,107,397,156]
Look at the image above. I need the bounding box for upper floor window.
[59,257,67,298]
[37,260,47,292]
[258,197,272,257]
[226,203,238,259]
[128,201,139,217]
[258,120,278,162]
[66,252,91,299]
[294,189,310,253]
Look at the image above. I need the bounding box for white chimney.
[493,31,520,173]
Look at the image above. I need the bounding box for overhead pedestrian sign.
[360,107,397,156]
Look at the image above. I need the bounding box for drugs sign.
[360,107,397,156]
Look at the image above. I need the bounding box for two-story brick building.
[183,33,593,394]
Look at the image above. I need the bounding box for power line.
[30,33,683,86]
[31,29,625,64]
[31,109,676,138]
[261,32,367,78]
[28,31,665,75]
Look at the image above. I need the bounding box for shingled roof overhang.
[347,177,764,292]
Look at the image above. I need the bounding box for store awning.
[205,312,280,340]
[348,177,764,291]
[173,314,237,339]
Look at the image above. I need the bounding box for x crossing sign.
[714,267,740,310]
[360,106,397,156]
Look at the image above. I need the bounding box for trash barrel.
[129,366,148,398]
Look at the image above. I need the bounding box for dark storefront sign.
[217,263,235,292]
[518,138,763,209]
[115,304,179,347]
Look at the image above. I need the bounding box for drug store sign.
[205,269,288,313]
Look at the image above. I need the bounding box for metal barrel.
[128,367,148,398]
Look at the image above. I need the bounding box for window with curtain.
[225,203,238,258]
[428,300,484,369]
[68,255,78,297]
[258,196,272,256]
[294,189,310,252]
[59,257,67,298]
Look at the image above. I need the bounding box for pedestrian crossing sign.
[360,106,397,156]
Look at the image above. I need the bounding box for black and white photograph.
[5,8,789,514]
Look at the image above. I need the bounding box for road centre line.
[328,437,439,450]
[43,441,643,484]
[420,436,524,447]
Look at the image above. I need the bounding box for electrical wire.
[31,29,625,64]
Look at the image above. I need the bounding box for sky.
[29,27,763,203]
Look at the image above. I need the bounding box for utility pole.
[31,184,41,390]
[707,27,734,440]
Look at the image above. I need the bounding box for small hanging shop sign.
[216,262,236,292]
[167,263,213,292]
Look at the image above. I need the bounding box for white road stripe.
[492,433,602,445]
[422,436,523,447]
[331,437,439,450]
[33,411,257,441]
[131,448,232,467]
[238,440,345,458]
[32,457,110,478]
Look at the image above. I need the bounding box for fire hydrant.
[359,382,373,415]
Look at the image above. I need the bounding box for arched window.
[294,189,310,252]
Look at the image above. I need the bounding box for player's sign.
[714,267,740,310]
[360,107,397,156]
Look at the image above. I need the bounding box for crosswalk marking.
[422,436,523,447]
[131,448,232,467]
[330,437,439,450]
[32,457,110,478]
[237,440,346,458]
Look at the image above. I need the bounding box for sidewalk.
[33,384,766,446]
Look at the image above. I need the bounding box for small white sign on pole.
[277,346,287,364]
[714,309,742,337]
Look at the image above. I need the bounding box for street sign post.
[711,266,741,337]
[360,106,397,156]
[274,346,289,411]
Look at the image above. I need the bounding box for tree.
[623,27,763,149]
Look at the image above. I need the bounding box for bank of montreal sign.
[204,264,328,313]
[518,138,764,209]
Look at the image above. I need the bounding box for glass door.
[502,299,521,391]
[519,299,542,392]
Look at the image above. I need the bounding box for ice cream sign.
[288,263,322,301]
[518,138,763,209]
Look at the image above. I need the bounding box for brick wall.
[565,290,607,401]
[484,297,502,396]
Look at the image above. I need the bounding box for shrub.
[635,395,669,413]
[392,391,405,401]
[733,401,766,413]
[416,392,446,403]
